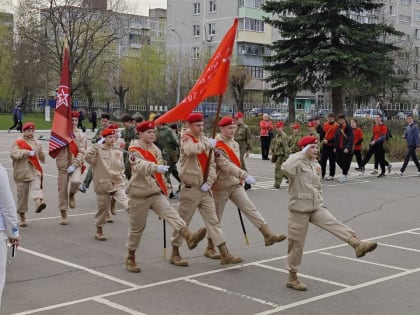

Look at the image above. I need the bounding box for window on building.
[415,63,419,74]
[399,15,411,23]
[416,47,420,57]
[208,23,216,36]
[245,66,264,79]
[193,2,201,14]
[193,24,200,37]
[416,11,420,21]
[209,1,216,13]
[416,29,420,39]
[414,82,418,90]
[401,0,411,4]
[238,18,265,32]
[192,47,200,59]
[239,0,265,8]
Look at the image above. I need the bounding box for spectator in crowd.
[89,110,97,132]
[351,119,364,171]
[395,114,420,176]
[77,109,86,132]
[259,113,274,160]
[320,113,338,180]
[334,114,353,182]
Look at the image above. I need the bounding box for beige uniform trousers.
[57,167,82,212]
[213,185,266,229]
[16,175,43,213]
[127,193,186,251]
[172,187,225,247]
[287,207,356,273]
[95,189,128,227]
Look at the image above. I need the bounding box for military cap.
[22,122,35,131]
[187,113,204,123]
[298,135,318,147]
[307,121,315,128]
[291,123,301,130]
[136,121,155,133]
[218,116,235,127]
[108,123,120,129]
[71,111,80,118]
[234,112,244,119]
[276,121,284,128]
[101,128,116,137]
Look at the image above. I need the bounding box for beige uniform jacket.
[85,143,125,194]
[10,137,45,182]
[56,128,87,170]
[126,140,169,198]
[179,131,217,188]
[213,134,247,191]
[281,152,323,212]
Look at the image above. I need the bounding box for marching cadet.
[79,112,111,193]
[351,119,364,171]
[233,112,252,190]
[55,111,87,225]
[121,114,137,180]
[271,121,290,189]
[320,113,338,180]
[210,116,286,256]
[85,128,127,240]
[288,123,302,154]
[10,122,46,227]
[125,121,207,273]
[170,112,242,267]
[307,121,320,143]
[154,119,181,198]
[281,135,377,291]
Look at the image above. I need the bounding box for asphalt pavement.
[2,130,420,315]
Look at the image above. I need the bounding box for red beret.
[187,113,204,123]
[307,121,315,128]
[101,128,116,137]
[298,136,318,147]
[108,123,120,129]
[276,121,284,128]
[234,112,244,119]
[136,121,155,133]
[71,111,80,118]
[22,122,35,131]
[292,123,301,130]
[218,116,235,127]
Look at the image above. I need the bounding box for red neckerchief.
[15,138,43,189]
[183,134,209,175]
[129,146,168,196]
[216,140,241,168]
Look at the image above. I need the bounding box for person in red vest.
[10,122,46,227]
[259,113,274,160]
[85,128,127,241]
[360,114,388,177]
[124,121,207,273]
[210,116,286,256]
[55,111,87,225]
[320,113,338,180]
[351,119,364,171]
[170,112,242,267]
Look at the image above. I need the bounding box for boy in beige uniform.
[125,121,207,273]
[55,111,87,225]
[171,113,242,266]
[85,128,128,241]
[281,136,377,291]
[208,117,286,258]
[10,122,46,227]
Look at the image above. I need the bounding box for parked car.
[353,108,386,120]
[392,110,412,120]
[270,111,288,121]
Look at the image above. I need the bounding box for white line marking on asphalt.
[17,247,140,289]
[318,252,409,271]
[255,267,420,314]
[407,231,420,235]
[253,263,350,288]
[92,297,147,315]
[15,227,420,314]
[324,180,371,187]
[378,242,420,253]
[184,278,279,308]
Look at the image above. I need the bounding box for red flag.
[49,40,73,158]
[155,18,238,125]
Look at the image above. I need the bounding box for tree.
[263,0,402,114]
[16,0,127,108]
[113,84,129,110]
[229,65,250,113]
[0,13,14,106]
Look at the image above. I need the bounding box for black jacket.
[334,122,354,153]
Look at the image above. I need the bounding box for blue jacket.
[404,123,420,147]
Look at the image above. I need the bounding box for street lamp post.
[171,28,182,105]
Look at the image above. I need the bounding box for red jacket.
[372,123,387,143]
[259,119,273,137]
[353,127,363,150]
[322,122,338,146]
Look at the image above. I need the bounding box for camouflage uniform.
[289,132,302,154]
[271,132,290,188]
[121,126,137,179]
[234,122,252,172]
[155,124,181,192]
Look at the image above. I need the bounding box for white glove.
[157,165,169,174]
[29,150,35,157]
[97,137,105,144]
[208,138,217,148]
[200,183,211,192]
[245,175,256,185]
[117,132,122,138]
[67,164,76,174]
